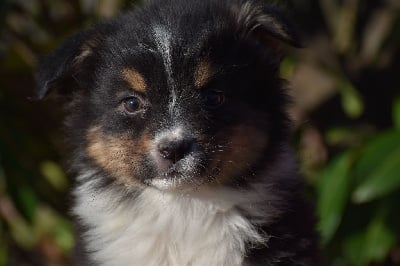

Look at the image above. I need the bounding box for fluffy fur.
[38,0,319,265]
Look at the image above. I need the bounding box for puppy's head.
[37,0,300,191]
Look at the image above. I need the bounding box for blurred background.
[0,0,399,265]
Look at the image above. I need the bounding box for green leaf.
[363,218,395,263]
[343,211,395,266]
[393,97,400,131]
[353,130,400,183]
[325,127,355,146]
[17,186,38,221]
[54,219,74,253]
[339,79,364,119]
[10,218,37,249]
[280,56,296,79]
[352,144,400,203]
[343,231,365,266]
[40,160,69,191]
[325,127,370,147]
[33,206,74,253]
[317,152,354,244]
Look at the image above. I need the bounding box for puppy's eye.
[122,97,141,114]
[204,90,225,109]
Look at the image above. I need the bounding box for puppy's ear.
[233,1,302,48]
[37,29,100,99]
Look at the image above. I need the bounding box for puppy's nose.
[158,139,193,163]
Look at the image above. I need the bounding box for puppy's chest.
[75,187,264,266]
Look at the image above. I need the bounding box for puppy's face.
[38,0,299,191]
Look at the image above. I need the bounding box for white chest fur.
[73,180,273,266]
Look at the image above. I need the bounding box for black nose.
[158,139,193,163]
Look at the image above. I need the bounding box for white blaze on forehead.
[152,25,173,85]
[152,25,178,115]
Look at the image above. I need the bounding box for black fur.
[38,0,319,265]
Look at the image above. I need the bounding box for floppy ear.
[234,0,302,48]
[37,29,100,99]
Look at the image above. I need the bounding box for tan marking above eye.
[194,61,215,88]
[122,68,147,93]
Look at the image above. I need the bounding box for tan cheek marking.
[86,127,151,188]
[194,61,214,88]
[122,68,147,93]
[211,125,268,185]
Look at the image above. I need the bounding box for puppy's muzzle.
[158,138,196,164]
[151,126,205,175]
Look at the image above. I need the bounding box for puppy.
[38,0,319,265]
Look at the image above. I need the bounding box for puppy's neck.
[73,176,282,266]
